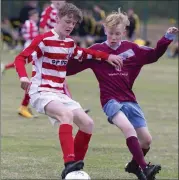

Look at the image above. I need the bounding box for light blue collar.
[105,41,121,50]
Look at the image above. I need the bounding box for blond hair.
[57,2,83,23]
[104,8,130,29]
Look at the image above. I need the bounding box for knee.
[85,118,94,130]
[55,110,74,124]
[79,116,94,133]
[141,135,152,148]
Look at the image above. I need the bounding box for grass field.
[1,50,178,179]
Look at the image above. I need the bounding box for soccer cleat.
[125,162,147,180]
[61,160,84,179]
[143,162,161,180]
[18,106,33,118]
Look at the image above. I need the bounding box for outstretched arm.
[71,44,123,68]
[135,27,178,65]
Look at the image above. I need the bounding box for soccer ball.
[65,170,91,179]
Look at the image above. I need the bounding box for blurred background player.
[19,1,39,25]
[126,8,140,41]
[93,5,106,44]
[21,9,39,48]
[39,0,65,34]
[1,17,20,50]
[1,9,40,118]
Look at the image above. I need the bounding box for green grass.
[1,50,178,179]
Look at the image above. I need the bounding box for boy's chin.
[64,31,71,36]
[110,42,118,46]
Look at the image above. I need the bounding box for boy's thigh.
[30,91,82,114]
[121,102,147,129]
[103,99,123,124]
[30,92,82,126]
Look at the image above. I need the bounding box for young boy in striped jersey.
[66,8,178,180]
[14,3,123,179]
[39,0,90,112]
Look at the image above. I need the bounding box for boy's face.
[56,14,77,36]
[31,13,39,23]
[105,24,126,47]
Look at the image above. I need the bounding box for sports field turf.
[1,50,178,179]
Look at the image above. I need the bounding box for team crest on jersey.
[118,49,135,60]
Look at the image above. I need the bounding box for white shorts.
[30,91,82,126]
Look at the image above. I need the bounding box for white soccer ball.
[65,170,91,179]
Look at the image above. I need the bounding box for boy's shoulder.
[121,40,139,49]
[121,40,136,46]
[33,31,54,44]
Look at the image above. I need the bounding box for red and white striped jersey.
[15,29,109,95]
[21,20,39,41]
[39,4,57,32]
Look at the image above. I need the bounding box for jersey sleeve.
[39,7,51,29]
[67,44,101,76]
[14,35,44,78]
[134,35,173,65]
[66,58,92,76]
[70,43,109,61]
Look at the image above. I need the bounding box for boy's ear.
[55,15,59,23]
[104,29,107,35]
[123,30,127,36]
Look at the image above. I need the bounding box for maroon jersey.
[66,36,172,107]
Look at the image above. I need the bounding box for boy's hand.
[107,54,123,68]
[20,77,31,91]
[166,27,178,34]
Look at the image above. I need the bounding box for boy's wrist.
[164,33,176,40]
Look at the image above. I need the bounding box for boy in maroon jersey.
[66,8,178,180]
[14,3,123,179]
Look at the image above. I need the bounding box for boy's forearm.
[14,56,28,78]
[153,35,173,60]
[81,48,109,61]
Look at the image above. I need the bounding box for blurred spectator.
[134,38,151,46]
[21,9,39,48]
[167,41,179,58]
[76,9,96,47]
[93,5,106,44]
[93,5,105,23]
[1,17,20,49]
[19,1,39,24]
[126,8,140,41]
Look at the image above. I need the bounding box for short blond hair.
[57,2,83,23]
[104,8,130,29]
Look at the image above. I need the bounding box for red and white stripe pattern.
[15,29,109,95]
[39,4,57,32]
[21,20,39,41]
